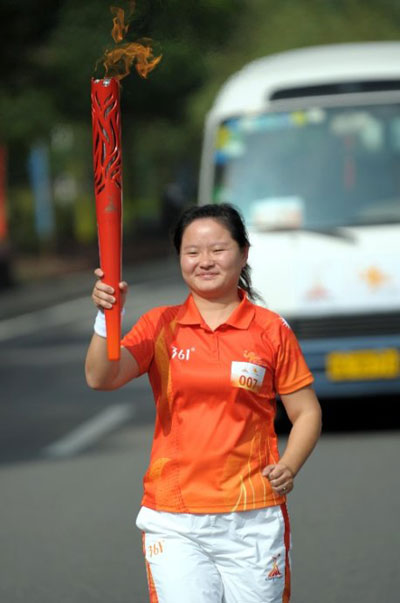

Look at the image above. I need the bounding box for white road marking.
[0,283,149,343]
[0,343,87,366]
[0,279,187,343]
[42,402,136,459]
[0,296,93,342]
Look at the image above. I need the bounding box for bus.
[199,42,400,398]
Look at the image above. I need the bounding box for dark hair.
[172,203,260,302]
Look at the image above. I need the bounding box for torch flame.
[100,3,162,80]
[111,7,129,43]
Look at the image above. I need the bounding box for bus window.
[212,104,400,230]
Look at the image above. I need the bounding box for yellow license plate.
[326,348,400,381]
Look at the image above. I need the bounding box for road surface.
[0,259,398,602]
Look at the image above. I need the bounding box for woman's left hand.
[262,462,294,495]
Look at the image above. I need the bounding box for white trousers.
[136,504,291,603]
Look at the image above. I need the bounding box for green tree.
[189,0,400,132]
[1,0,400,256]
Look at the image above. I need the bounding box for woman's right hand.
[92,268,128,311]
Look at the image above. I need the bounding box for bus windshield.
[212,104,400,230]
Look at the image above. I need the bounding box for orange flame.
[111,7,129,43]
[100,3,162,80]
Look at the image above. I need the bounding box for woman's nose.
[199,252,214,267]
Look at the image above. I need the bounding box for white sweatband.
[94,310,107,338]
[94,308,125,338]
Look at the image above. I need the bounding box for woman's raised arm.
[85,268,140,390]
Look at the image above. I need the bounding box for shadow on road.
[320,394,400,432]
[276,394,400,434]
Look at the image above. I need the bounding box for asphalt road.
[0,261,399,602]
[0,258,187,464]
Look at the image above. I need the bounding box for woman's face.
[180,218,248,300]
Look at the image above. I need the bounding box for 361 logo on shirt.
[171,346,195,361]
[231,361,266,393]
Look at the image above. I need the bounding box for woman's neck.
[191,290,241,330]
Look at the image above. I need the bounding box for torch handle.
[97,204,122,360]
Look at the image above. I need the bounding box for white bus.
[199,42,400,398]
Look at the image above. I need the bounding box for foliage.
[0,0,242,142]
[2,0,400,144]
[189,0,400,132]
[1,0,400,255]
[0,0,64,144]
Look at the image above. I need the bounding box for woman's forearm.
[85,333,121,390]
[279,406,322,476]
[86,269,137,390]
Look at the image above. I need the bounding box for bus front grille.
[289,312,400,340]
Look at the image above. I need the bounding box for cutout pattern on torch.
[91,77,122,360]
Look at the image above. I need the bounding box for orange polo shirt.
[121,290,313,513]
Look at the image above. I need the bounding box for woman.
[85,203,322,603]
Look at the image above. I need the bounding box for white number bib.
[230,361,266,393]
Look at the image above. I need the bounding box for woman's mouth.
[196,272,219,279]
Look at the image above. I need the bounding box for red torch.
[91,77,122,360]
[91,5,161,360]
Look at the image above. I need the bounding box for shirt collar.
[176,289,255,330]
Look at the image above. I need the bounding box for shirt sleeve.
[273,318,314,395]
[121,312,156,376]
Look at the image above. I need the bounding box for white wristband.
[94,308,125,338]
[94,310,107,338]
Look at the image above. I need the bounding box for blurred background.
[0,1,399,602]
[1,0,400,286]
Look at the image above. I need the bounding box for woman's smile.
[196,271,219,279]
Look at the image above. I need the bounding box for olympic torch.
[91,77,122,360]
[91,4,161,360]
